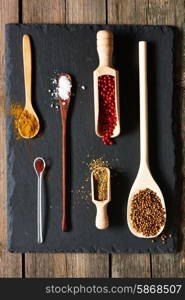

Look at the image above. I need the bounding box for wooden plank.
[112,254,151,278]
[24,0,109,278]
[25,253,109,277]
[108,0,148,24]
[147,0,175,25]
[66,0,106,23]
[0,0,22,277]
[107,0,151,278]
[148,0,185,277]
[23,0,66,23]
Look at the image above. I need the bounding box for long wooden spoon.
[127,41,166,238]
[93,30,120,138]
[18,34,40,139]
[58,73,72,232]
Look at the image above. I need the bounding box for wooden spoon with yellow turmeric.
[18,34,40,139]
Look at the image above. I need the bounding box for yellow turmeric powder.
[18,109,39,138]
[10,104,23,139]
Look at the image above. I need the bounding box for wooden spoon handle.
[139,41,149,165]
[61,115,68,232]
[97,30,113,67]
[23,34,32,108]
[95,205,109,229]
[59,101,69,232]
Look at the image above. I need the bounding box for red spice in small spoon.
[34,158,45,174]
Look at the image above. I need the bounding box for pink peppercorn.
[98,75,117,145]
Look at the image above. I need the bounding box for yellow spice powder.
[93,167,108,201]
[18,109,39,138]
[10,104,23,139]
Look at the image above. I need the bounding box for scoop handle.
[97,30,113,67]
[95,205,109,229]
[23,34,32,108]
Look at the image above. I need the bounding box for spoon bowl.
[33,157,46,176]
[127,165,166,238]
[18,106,40,139]
[33,157,46,244]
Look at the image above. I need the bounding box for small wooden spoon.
[18,34,40,139]
[91,167,111,229]
[58,73,72,232]
[93,30,120,138]
[127,41,166,238]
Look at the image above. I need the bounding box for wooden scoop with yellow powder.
[18,35,40,139]
[91,167,111,229]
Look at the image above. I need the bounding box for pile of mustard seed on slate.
[130,188,166,237]
[89,157,109,172]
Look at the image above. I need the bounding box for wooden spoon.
[127,41,166,238]
[18,34,40,139]
[58,73,72,232]
[93,30,120,138]
[91,167,111,229]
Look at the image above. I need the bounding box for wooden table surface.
[0,0,184,278]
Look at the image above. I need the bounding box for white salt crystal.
[58,75,72,100]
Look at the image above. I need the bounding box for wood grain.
[23,0,109,278]
[107,0,151,278]
[112,254,151,278]
[25,253,109,277]
[108,0,148,24]
[66,0,106,23]
[0,0,22,277]
[59,93,71,232]
[148,0,185,278]
[23,0,66,23]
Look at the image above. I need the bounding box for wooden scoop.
[127,41,166,238]
[91,167,111,229]
[93,30,120,138]
[18,34,40,139]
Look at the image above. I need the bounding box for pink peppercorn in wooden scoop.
[93,30,120,145]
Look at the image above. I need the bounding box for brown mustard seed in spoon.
[93,167,108,201]
[130,188,166,237]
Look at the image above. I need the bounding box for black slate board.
[6,24,178,253]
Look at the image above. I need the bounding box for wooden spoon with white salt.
[58,73,72,232]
